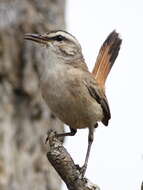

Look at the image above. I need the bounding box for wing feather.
[84,78,111,126]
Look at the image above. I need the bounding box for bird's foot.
[79,163,87,178]
[45,129,57,144]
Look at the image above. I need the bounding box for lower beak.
[24,33,48,44]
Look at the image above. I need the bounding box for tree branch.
[46,130,100,190]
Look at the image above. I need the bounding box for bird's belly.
[41,80,103,129]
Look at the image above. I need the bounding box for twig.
[46,130,100,190]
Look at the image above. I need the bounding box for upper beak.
[24,33,48,44]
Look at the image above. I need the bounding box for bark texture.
[0,0,65,189]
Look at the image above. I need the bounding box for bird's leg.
[56,127,77,137]
[80,126,95,177]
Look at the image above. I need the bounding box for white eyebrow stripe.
[47,31,80,46]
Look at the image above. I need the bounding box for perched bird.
[25,30,122,176]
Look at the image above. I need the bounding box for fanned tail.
[92,30,122,89]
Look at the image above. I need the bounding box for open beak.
[24,33,48,44]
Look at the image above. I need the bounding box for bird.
[24,30,122,176]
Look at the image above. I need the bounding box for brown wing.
[84,77,111,126]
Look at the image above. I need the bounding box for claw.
[45,136,49,144]
[80,164,87,178]
[45,129,57,144]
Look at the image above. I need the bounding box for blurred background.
[0,0,142,190]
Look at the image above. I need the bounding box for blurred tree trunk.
[0,0,65,189]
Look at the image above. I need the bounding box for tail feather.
[92,30,122,89]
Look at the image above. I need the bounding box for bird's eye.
[54,35,65,41]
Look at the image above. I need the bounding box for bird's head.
[24,30,83,61]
